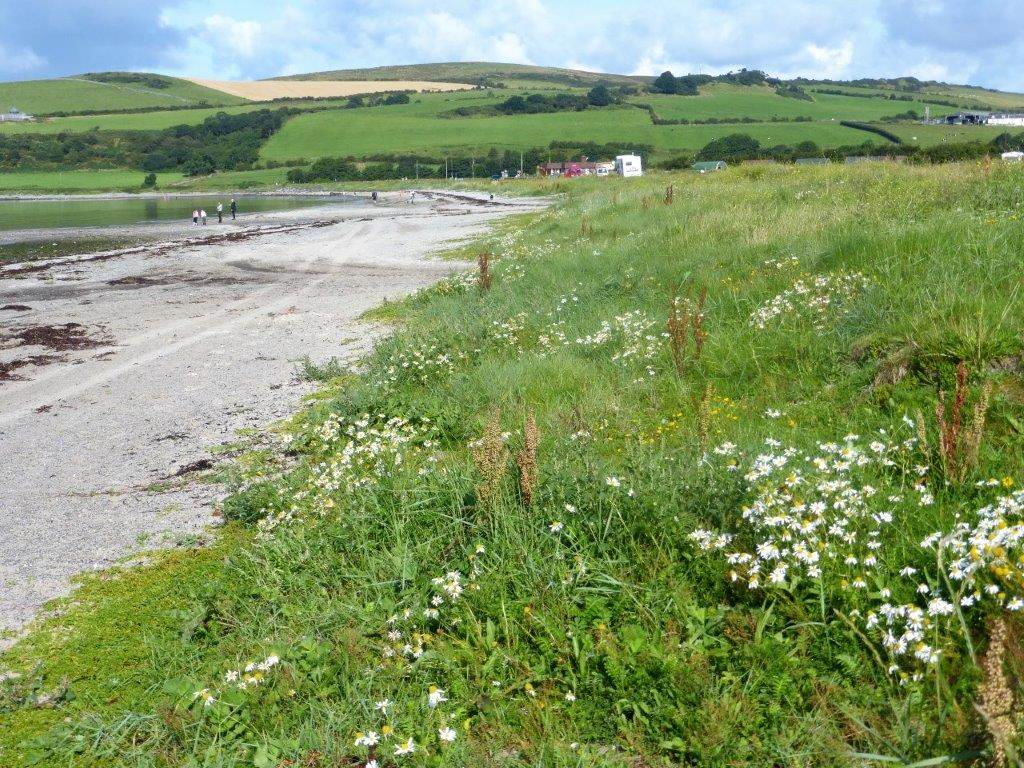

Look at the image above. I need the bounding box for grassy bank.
[3,162,1024,767]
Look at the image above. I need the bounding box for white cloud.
[203,15,262,58]
[63,0,1024,92]
[0,42,46,75]
[804,41,854,79]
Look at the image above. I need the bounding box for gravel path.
[0,192,545,641]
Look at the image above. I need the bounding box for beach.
[0,191,544,639]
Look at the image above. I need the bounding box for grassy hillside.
[0,74,248,115]
[277,61,644,86]
[638,84,956,122]
[3,163,1024,767]
[260,93,872,162]
[806,82,1024,112]
[883,123,1011,147]
[0,104,268,134]
[0,168,185,192]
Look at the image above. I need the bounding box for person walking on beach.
[200,209,207,226]
[217,202,223,223]
[230,198,237,220]
[192,209,199,226]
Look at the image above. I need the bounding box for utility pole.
[415,161,419,180]
[520,151,523,176]
[471,156,475,178]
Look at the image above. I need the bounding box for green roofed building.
[692,160,727,172]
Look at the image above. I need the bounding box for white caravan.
[615,154,643,177]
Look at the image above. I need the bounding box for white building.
[615,154,643,178]
[0,106,33,122]
[988,114,1024,127]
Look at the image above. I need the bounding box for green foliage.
[0,108,294,173]
[840,120,904,144]
[587,85,614,107]
[697,132,761,160]
[82,72,173,90]
[775,84,813,101]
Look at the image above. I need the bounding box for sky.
[1,0,1022,92]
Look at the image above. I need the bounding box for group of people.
[191,198,237,226]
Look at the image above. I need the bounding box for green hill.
[0,73,248,116]
[275,61,645,87]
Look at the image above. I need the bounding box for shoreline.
[0,192,547,637]
[0,188,367,203]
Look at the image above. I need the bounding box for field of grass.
[636,84,955,122]
[0,169,185,192]
[262,101,873,162]
[0,75,247,115]
[806,82,1024,111]
[0,104,269,134]
[921,84,1024,111]
[3,162,1024,767]
[883,123,1011,147]
[0,90,516,137]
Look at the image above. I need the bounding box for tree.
[384,92,410,105]
[503,95,527,113]
[697,133,761,161]
[142,172,157,188]
[587,85,613,107]
[675,75,703,96]
[183,154,216,177]
[652,71,678,94]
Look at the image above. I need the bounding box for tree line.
[0,109,295,175]
[443,86,632,118]
[658,130,1024,167]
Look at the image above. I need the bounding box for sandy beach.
[0,191,545,639]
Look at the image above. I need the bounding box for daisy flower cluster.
[692,428,1024,677]
[258,415,437,533]
[379,546,487,666]
[374,341,468,389]
[690,434,911,591]
[575,310,665,379]
[762,255,801,271]
[311,414,436,492]
[749,271,870,329]
[428,268,477,297]
[924,489,1024,612]
[191,654,281,708]
[489,312,528,350]
[352,685,459,767]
